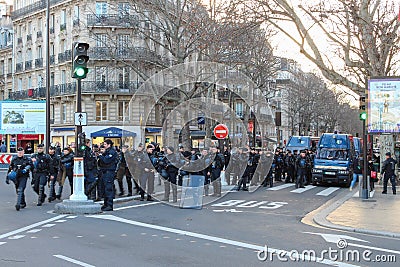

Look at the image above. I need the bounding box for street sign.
[74,112,87,126]
[213,124,229,139]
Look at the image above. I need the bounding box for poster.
[368,78,400,133]
[0,101,46,134]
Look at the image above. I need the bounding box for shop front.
[90,127,137,148]
[51,127,76,149]
[145,128,162,146]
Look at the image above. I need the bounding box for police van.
[285,136,318,153]
[312,133,355,187]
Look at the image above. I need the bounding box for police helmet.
[7,170,17,183]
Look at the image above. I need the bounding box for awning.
[146,127,162,133]
[90,127,137,138]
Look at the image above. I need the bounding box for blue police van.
[312,133,355,187]
[286,136,317,153]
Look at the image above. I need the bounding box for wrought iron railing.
[35,58,43,68]
[57,50,71,63]
[87,14,139,27]
[25,60,33,70]
[11,0,69,20]
[27,34,32,42]
[16,63,23,73]
[37,31,42,39]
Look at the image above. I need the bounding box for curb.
[312,190,400,239]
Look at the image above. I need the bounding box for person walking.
[381,152,397,195]
[350,155,362,191]
[48,145,61,202]
[98,139,118,211]
[31,144,54,206]
[6,147,33,210]
[56,147,74,199]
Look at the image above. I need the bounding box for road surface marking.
[113,201,160,211]
[316,187,340,196]
[42,224,56,228]
[66,216,78,219]
[0,242,7,245]
[55,220,67,223]
[88,214,359,267]
[26,229,42,233]
[290,185,316,193]
[53,255,95,267]
[266,183,295,191]
[353,190,375,198]
[0,215,66,240]
[8,235,25,240]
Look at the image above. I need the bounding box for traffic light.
[359,95,367,121]
[71,42,89,79]
[77,132,86,157]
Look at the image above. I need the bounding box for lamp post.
[45,0,50,148]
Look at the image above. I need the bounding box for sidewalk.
[313,184,400,238]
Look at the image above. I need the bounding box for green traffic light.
[359,112,367,120]
[79,145,86,151]
[75,67,87,78]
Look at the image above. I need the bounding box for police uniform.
[295,151,310,189]
[381,152,397,195]
[7,147,33,210]
[48,146,61,202]
[98,140,118,211]
[31,144,54,206]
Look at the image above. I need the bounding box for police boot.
[162,182,170,201]
[15,188,24,211]
[118,179,125,196]
[140,189,145,201]
[48,181,56,202]
[172,184,178,203]
[56,186,63,200]
[204,184,209,196]
[37,185,44,206]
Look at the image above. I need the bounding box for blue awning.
[90,127,136,138]
[146,127,162,133]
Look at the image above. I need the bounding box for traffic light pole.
[75,78,82,150]
[362,118,369,199]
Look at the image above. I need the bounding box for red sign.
[0,154,12,164]
[214,124,229,139]
[248,121,254,133]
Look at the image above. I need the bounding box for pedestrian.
[30,144,54,206]
[137,144,156,201]
[295,150,310,189]
[6,147,33,210]
[161,146,180,202]
[274,148,284,182]
[350,154,362,191]
[83,139,98,201]
[24,142,34,154]
[98,139,118,211]
[223,146,230,170]
[0,141,6,152]
[48,145,61,202]
[381,152,397,195]
[57,147,74,199]
[209,146,224,196]
[285,150,296,183]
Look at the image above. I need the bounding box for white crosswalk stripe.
[8,235,25,240]
[266,183,295,191]
[265,183,341,196]
[290,185,317,193]
[0,242,6,246]
[316,187,340,196]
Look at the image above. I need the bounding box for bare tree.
[240,0,400,95]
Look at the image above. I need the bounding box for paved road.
[0,170,399,266]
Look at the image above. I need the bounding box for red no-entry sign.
[214,124,229,139]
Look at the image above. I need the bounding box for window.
[27,49,32,60]
[96,101,108,121]
[118,2,130,16]
[17,52,22,63]
[27,21,32,34]
[62,104,67,123]
[50,104,55,123]
[117,67,130,88]
[37,46,42,58]
[50,72,55,87]
[0,60,4,76]
[37,18,42,32]
[18,78,22,91]
[28,77,32,88]
[7,58,12,73]
[236,102,243,117]
[74,5,80,20]
[61,10,66,25]
[95,2,108,15]
[95,34,108,47]
[118,101,130,121]
[37,75,43,88]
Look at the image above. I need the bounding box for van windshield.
[318,135,348,149]
[317,148,348,160]
[287,137,309,147]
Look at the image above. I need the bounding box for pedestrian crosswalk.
[266,183,341,197]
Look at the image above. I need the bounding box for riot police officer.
[83,139,98,201]
[381,152,397,195]
[98,139,118,211]
[161,146,181,202]
[285,150,296,183]
[7,147,33,211]
[274,149,284,182]
[31,144,54,206]
[295,150,310,189]
[209,146,224,196]
[48,145,61,202]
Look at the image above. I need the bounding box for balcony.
[87,14,139,28]
[6,81,141,101]
[58,50,72,63]
[27,34,32,42]
[90,46,168,65]
[11,0,67,20]
[60,23,66,31]
[37,31,42,39]
[35,58,43,68]
[73,19,80,27]
[16,63,23,73]
[25,60,33,70]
